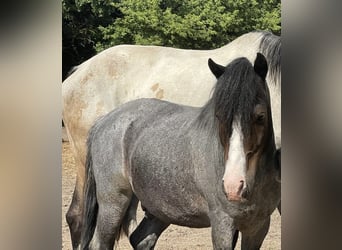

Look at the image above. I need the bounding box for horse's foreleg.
[129,211,169,250]
[232,229,239,249]
[241,217,270,250]
[209,210,237,250]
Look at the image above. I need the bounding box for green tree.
[63,0,280,76]
[62,0,120,79]
[97,0,280,51]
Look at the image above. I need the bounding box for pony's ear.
[208,58,225,79]
[254,53,268,80]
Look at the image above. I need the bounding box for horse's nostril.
[237,181,244,194]
[241,188,249,199]
[222,181,227,196]
[222,179,248,201]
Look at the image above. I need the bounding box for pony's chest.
[227,186,280,231]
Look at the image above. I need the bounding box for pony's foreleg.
[232,230,239,249]
[129,211,169,250]
[241,217,270,250]
[275,148,281,215]
[209,210,237,250]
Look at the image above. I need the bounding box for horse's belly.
[132,170,211,227]
[138,195,211,228]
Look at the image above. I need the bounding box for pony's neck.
[195,99,217,130]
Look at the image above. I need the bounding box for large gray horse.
[80,54,280,249]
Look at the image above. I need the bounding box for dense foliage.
[62,0,280,79]
[62,0,120,79]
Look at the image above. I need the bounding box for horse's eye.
[256,113,265,124]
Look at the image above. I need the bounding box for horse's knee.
[66,207,81,228]
[66,205,83,249]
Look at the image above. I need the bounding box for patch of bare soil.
[62,142,280,249]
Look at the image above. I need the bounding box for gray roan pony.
[80,53,280,249]
[64,31,281,249]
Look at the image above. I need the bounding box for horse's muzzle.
[222,179,249,202]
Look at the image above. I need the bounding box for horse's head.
[208,53,275,202]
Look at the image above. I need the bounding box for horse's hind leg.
[65,158,85,249]
[65,186,82,249]
[241,217,270,250]
[89,176,133,250]
[129,211,169,249]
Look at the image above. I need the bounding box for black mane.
[258,31,281,86]
[196,57,267,136]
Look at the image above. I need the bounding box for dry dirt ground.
[62,142,281,249]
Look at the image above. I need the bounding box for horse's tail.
[80,132,98,249]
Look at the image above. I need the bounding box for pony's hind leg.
[89,178,133,250]
[129,211,169,249]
